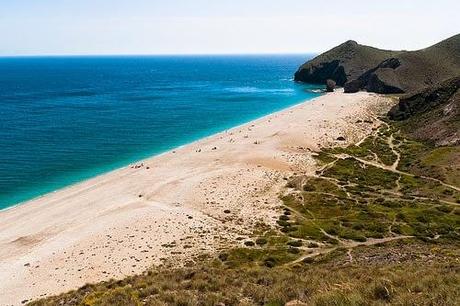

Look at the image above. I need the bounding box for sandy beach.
[0,91,394,305]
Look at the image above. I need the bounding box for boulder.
[344,79,362,93]
[326,79,336,92]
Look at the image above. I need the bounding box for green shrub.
[279,215,290,221]
[287,240,302,247]
[255,238,268,246]
[244,241,255,247]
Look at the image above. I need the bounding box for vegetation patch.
[29,240,460,306]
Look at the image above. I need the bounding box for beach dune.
[0,91,393,305]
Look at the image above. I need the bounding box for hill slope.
[295,34,460,94]
[389,76,460,146]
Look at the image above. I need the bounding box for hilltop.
[294,34,460,94]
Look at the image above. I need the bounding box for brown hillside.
[389,76,460,146]
[295,34,460,95]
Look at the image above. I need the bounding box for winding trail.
[337,154,460,192]
[289,235,413,266]
[388,133,401,171]
[282,126,458,268]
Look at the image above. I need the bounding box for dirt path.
[337,154,460,192]
[283,124,457,268]
[289,235,413,266]
[388,133,401,171]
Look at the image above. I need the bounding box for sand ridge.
[0,91,394,305]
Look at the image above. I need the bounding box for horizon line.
[0,52,318,58]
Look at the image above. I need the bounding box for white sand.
[0,91,393,305]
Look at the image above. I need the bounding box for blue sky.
[1,0,459,55]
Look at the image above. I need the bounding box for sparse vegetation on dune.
[29,123,460,306]
[28,239,460,306]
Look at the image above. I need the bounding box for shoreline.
[0,91,395,305]
[0,93,323,213]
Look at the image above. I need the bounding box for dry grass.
[28,239,460,306]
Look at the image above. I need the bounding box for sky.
[1,0,459,56]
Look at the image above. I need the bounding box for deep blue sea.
[0,55,321,210]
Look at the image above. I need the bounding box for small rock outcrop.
[343,79,362,93]
[343,58,404,94]
[326,79,336,92]
[364,70,405,94]
[294,59,347,85]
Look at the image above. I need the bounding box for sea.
[0,55,322,210]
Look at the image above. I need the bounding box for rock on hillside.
[326,79,336,92]
[389,76,460,146]
[295,34,460,95]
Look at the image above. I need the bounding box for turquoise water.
[0,55,321,210]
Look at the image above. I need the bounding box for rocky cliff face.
[294,40,397,86]
[388,76,460,146]
[295,34,460,95]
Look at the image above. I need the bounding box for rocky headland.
[294,34,460,95]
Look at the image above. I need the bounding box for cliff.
[294,40,398,86]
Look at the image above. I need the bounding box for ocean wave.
[225,87,295,94]
[305,89,324,93]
